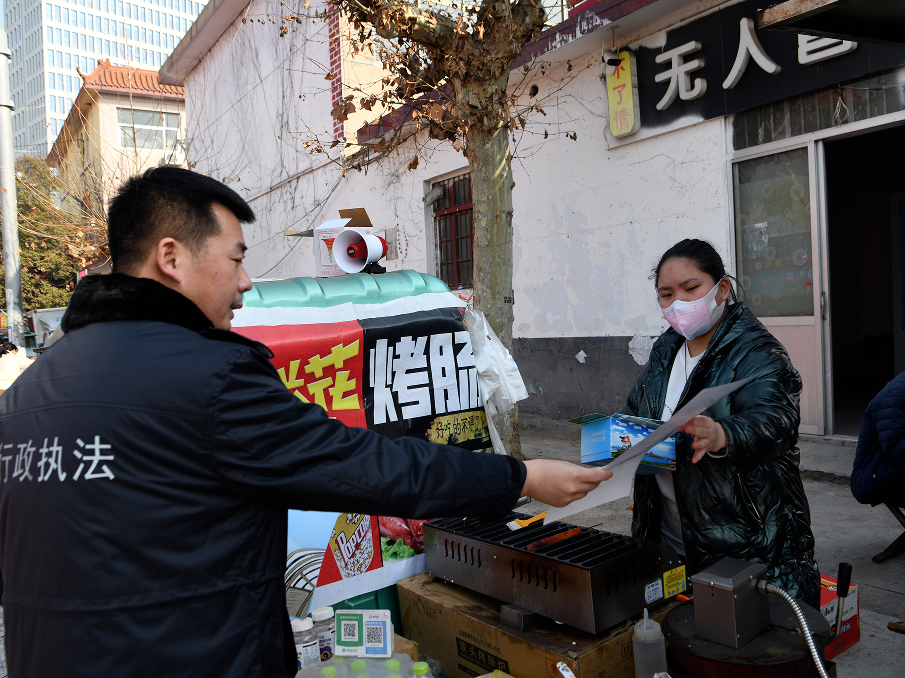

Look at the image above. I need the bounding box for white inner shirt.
[656,343,702,556]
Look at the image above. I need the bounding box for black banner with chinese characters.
[360,307,489,447]
[234,305,490,450]
[616,0,905,140]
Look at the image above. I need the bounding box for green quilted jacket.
[623,303,820,607]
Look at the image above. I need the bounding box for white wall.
[184,0,732,340]
[183,0,340,279]
[508,61,731,341]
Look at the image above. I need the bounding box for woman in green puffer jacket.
[624,238,820,607]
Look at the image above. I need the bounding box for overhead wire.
[255,173,343,276]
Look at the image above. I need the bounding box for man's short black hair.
[108,166,255,273]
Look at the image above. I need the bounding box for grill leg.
[500,604,543,632]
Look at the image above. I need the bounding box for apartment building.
[47,61,185,227]
[4,0,207,157]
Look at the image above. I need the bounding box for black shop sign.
[609,0,905,144]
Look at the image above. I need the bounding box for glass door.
[732,145,825,434]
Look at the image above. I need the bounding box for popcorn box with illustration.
[572,413,676,474]
[819,574,860,660]
[335,610,395,657]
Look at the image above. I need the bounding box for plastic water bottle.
[632,608,667,678]
[312,606,336,661]
[350,660,368,676]
[292,617,321,671]
[412,662,432,678]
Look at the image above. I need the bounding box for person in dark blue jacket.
[0,167,609,678]
[852,371,905,508]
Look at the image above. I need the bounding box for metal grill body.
[424,513,682,634]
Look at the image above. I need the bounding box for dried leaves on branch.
[329,0,548,150]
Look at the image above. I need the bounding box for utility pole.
[0,28,23,347]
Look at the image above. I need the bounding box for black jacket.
[0,275,526,677]
[852,371,905,507]
[624,303,820,607]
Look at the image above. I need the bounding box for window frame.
[431,172,474,290]
[117,107,181,152]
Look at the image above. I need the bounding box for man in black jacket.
[0,167,608,677]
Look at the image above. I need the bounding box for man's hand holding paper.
[522,460,613,507]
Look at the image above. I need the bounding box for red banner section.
[236,321,367,429]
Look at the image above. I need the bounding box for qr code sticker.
[342,621,359,642]
[366,625,383,646]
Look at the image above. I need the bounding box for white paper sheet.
[544,377,752,525]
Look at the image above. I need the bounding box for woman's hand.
[678,416,728,463]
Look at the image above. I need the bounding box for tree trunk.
[465,122,523,461]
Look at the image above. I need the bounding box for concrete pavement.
[519,418,905,678]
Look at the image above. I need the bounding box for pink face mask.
[661,278,726,340]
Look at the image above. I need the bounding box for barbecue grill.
[423,512,685,635]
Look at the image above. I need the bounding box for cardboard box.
[397,574,679,678]
[819,574,860,660]
[572,413,676,474]
[394,634,419,662]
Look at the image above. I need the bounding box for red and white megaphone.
[333,228,388,273]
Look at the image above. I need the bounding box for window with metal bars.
[432,172,473,289]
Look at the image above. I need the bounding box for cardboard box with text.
[397,574,678,678]
[819,574,860,660]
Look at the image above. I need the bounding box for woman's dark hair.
[107,166,256,274]
[652,238,739,302]
[0,342,18,356]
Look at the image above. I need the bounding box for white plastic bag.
[465,309,529,455]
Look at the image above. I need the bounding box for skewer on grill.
[526,527,583,551]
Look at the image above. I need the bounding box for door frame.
[726,140,825,435]
[727,110,905,436]
[814,139,833,435]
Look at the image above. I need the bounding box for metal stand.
[363,262,386,274]
[499,604,543,632]
[662,596,835,678]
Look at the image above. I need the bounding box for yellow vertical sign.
[606,50,640,137]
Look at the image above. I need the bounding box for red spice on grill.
[526,527,583,552]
